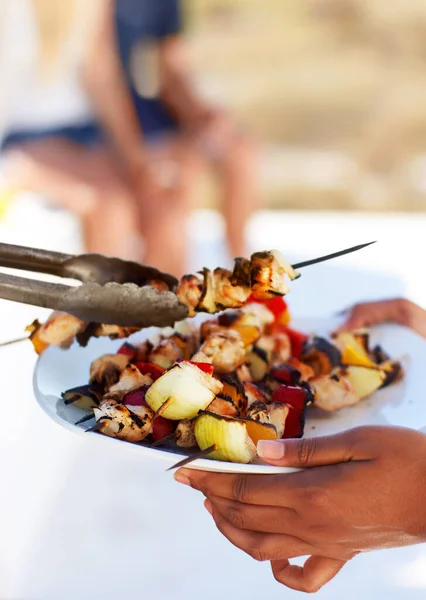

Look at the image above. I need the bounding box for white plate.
[33,317,426,473]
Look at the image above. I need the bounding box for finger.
[208,502,317,562]
[271,556,347,593]
[174,468,294,507]
[257,428,374,468]
[208,495,307,537]
[334,306,370,332]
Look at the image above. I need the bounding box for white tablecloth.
[1,207,426,599]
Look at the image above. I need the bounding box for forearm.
[81,0,146,172]
[160,38,210,128]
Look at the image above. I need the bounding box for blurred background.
[187,0,426,211]
[1,0,426,277]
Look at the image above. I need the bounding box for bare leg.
[135,137,199,276]
[215,133,261,258]
[2,139,142,260]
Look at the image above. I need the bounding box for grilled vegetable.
[122,386,148,406]
[145,361,223,420]
[333,332,377,368]
[247,346,269,381]
[196,268,217,313]
[336,365,386,399]
[310,375,359,412]
[152,416,175,442]
[194,411,277,463]
[266,364,302,389]
[271,384,310,438]
[247,295,289,324]
[381,360,404,388]
[301,337,341,376]
[135,362,165,380]
[175,419,197,448]
[280,327,308,360]
[62,384,103,410]
[220,376,247,413]
[287,358,315,382]
[117,342,138,359]
[89,354,130,388]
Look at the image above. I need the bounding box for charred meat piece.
[200,330,246,374]
[89,354,130,388]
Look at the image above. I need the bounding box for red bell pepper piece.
[189,361,214,375]
[274,326,308,360]
[282,406,305,439]
[271,384,307,412]
[152,417,175,442]
[247,294,288,321]
[117,342,138,360]
[135,362,165,381]
[271,384,308,438]
[269,364,302,386]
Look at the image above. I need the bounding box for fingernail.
[257,440,285,460]
[204,499,213,515]
[174,469,191,486]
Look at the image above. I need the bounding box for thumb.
[257,430,368,468]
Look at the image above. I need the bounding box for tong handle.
[0,272,69,310]
[0,243,71,277]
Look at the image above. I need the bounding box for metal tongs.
[0,243,188,327]
[0,241,376,328]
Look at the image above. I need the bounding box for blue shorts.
[1,99,179,152]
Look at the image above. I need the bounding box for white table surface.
[1,204,426,599]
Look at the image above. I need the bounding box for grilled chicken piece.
[149,337,187,369]
[310,375,359,412]
[250,250,299,300]
[94,399,154,443]
[235,363,253,383]
[207,394,240,417]
[247,400,270,423]
[108,364,152,395]
[89,354,131,388]
[200,320,228,341]
[257,332,292,366]
[176,274,203,317]
[268,402,289,438]
[243,382,268,408]
[200,330,246,374]
[287,358,315,382]
[213,268,251,309]
[34,311,87,349]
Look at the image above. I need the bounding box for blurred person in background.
[0,0,259,275]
